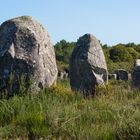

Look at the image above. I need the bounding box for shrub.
[127,47,140,59]
[109,44,133,62]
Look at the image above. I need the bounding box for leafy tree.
[54,40,75,64]
[133,44,140,53]
[125,42,136,48]
[127,47,140,59]
[102,44,109,49]
[109,44,133,62]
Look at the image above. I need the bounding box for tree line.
[54,40,140,72]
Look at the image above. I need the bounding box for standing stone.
[0,16,58,94]
[132,59,140,88]
[114,69,128,81]
[69,34,108,96]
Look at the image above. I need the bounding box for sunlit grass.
[0,79,140,139]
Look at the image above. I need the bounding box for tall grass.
[0,79,140,139]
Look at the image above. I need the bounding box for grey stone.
[108,74,117,80]
[132,59,140,88]
[114,69,128,81]
[69,34,108,96]
[58,70,69,79]
[59,71,65,79]
[128,73,131,80]
[63,71,68,79]
[0,16,58,94]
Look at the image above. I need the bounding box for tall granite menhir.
[0,16,58,94]
[70,34,108,96]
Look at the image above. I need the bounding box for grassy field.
[0,79,140,140]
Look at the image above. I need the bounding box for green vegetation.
[0,79,140,139]
[109,44,133,62]
[0,41,140,139]
[54,40,75,72]
[54,41,140,73]
[54,40,75,63]
[104,43,140,73]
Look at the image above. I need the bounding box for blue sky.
[0,0,140,45]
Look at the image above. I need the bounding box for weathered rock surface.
[132,59,140,88]
[108,74,117,80]
[58,71,68,79]
[69,34,108,96]
[0,16,58,94]
[114,69,128,81]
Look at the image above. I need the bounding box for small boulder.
[114,69,128,81]
[0,16,58,95]
[69,34,108,96]
[58,68,69,79]
[58,71,68,79]
[108,74,117,80]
